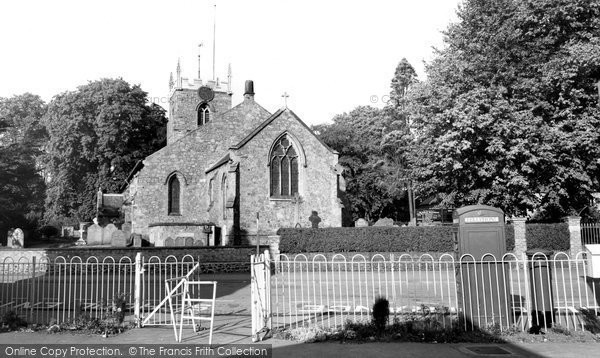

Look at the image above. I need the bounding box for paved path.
[1,315,599,358]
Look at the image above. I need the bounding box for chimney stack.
[244,80,255,101]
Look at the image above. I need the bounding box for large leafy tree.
[0,93,47,233]
[314,106,406,223]
[43,79,167,223]
[408,0,600,220]
[314,59,420,224]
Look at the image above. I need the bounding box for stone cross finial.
[281,92,290,108]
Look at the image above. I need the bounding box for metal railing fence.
[0,254,249,326]
[581,222,600,245]
[270,252,599,333]
[0,255,135,325]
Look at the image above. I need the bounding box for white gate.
[251,250,272,342]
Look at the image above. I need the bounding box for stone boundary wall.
[42,245,269,263]
[0,249,47,263]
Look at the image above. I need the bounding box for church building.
[121,60,343,246]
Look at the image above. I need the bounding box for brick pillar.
[512,217,527,258]
[565,216,583,255]
[268,235,280,263]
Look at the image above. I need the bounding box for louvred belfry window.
[168,175,180,215]
[198,104,210,126]
[270,135,299,197]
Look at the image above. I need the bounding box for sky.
[0,0,461,126]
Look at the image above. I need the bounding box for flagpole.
[212,2,216,81]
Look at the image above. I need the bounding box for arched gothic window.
[208,178,214,203]
[197,104,210,126]
[168,175,181,215]
[270,134,299,197]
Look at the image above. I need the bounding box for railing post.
[134,252,142,327]
[264,250,272,331]
[29,256,36,322]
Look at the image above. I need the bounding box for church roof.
[121,160,144,191]
[205,153,230,174]
[144,99,271,163]
[230,108,338,154]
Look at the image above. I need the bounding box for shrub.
[278,222,567,254]
[1,311,27,331]
[526,223,570,251]
[288,325,329,342]
[372,296,390,333]
[39,225,59,238]
[110,293,128,325]
[277,226,455,253]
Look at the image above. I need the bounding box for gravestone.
[164,237,174,246]
[184,237,194,246]
[308,211,322,228]
[6,230,13,247]
[122,223,132,236]
[355,218,368,227]
[61,226,74,237]
[103,224,118,245]
[79,222,91,240]
[87,224,103,245]
[8,228,24,248]
[175,237,185,246]
[76,222,90,245]
[111,230,128,247]
[374,217,395,227]
[132,234,143,247]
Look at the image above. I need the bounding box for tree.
[0,93,47,147]
[407,0,600,220]
[380,59,419,222]
[43,78,167,223]
[314,106,406,222]
[389,58,418,112]
[0,94,47,233]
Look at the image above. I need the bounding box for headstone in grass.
[8,228,24,248]
[103,224,118,245]
[111,230,128,247]
[355,218,368,227]
[87,224,102,245]
[374,217,395,227]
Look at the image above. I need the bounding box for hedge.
[277,226,454,253]
[277,222,568,253]
[526,223,570,251]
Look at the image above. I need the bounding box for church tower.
[166,53,233,145]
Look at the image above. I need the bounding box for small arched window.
[222,173,228,219]
[270,134,299,197]
[168,175,181,215]
[197,103,210,126]
[208,178,214,203]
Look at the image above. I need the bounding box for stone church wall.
[130,99,270,245]
[168,88,232,144]
[233,110,342,239]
